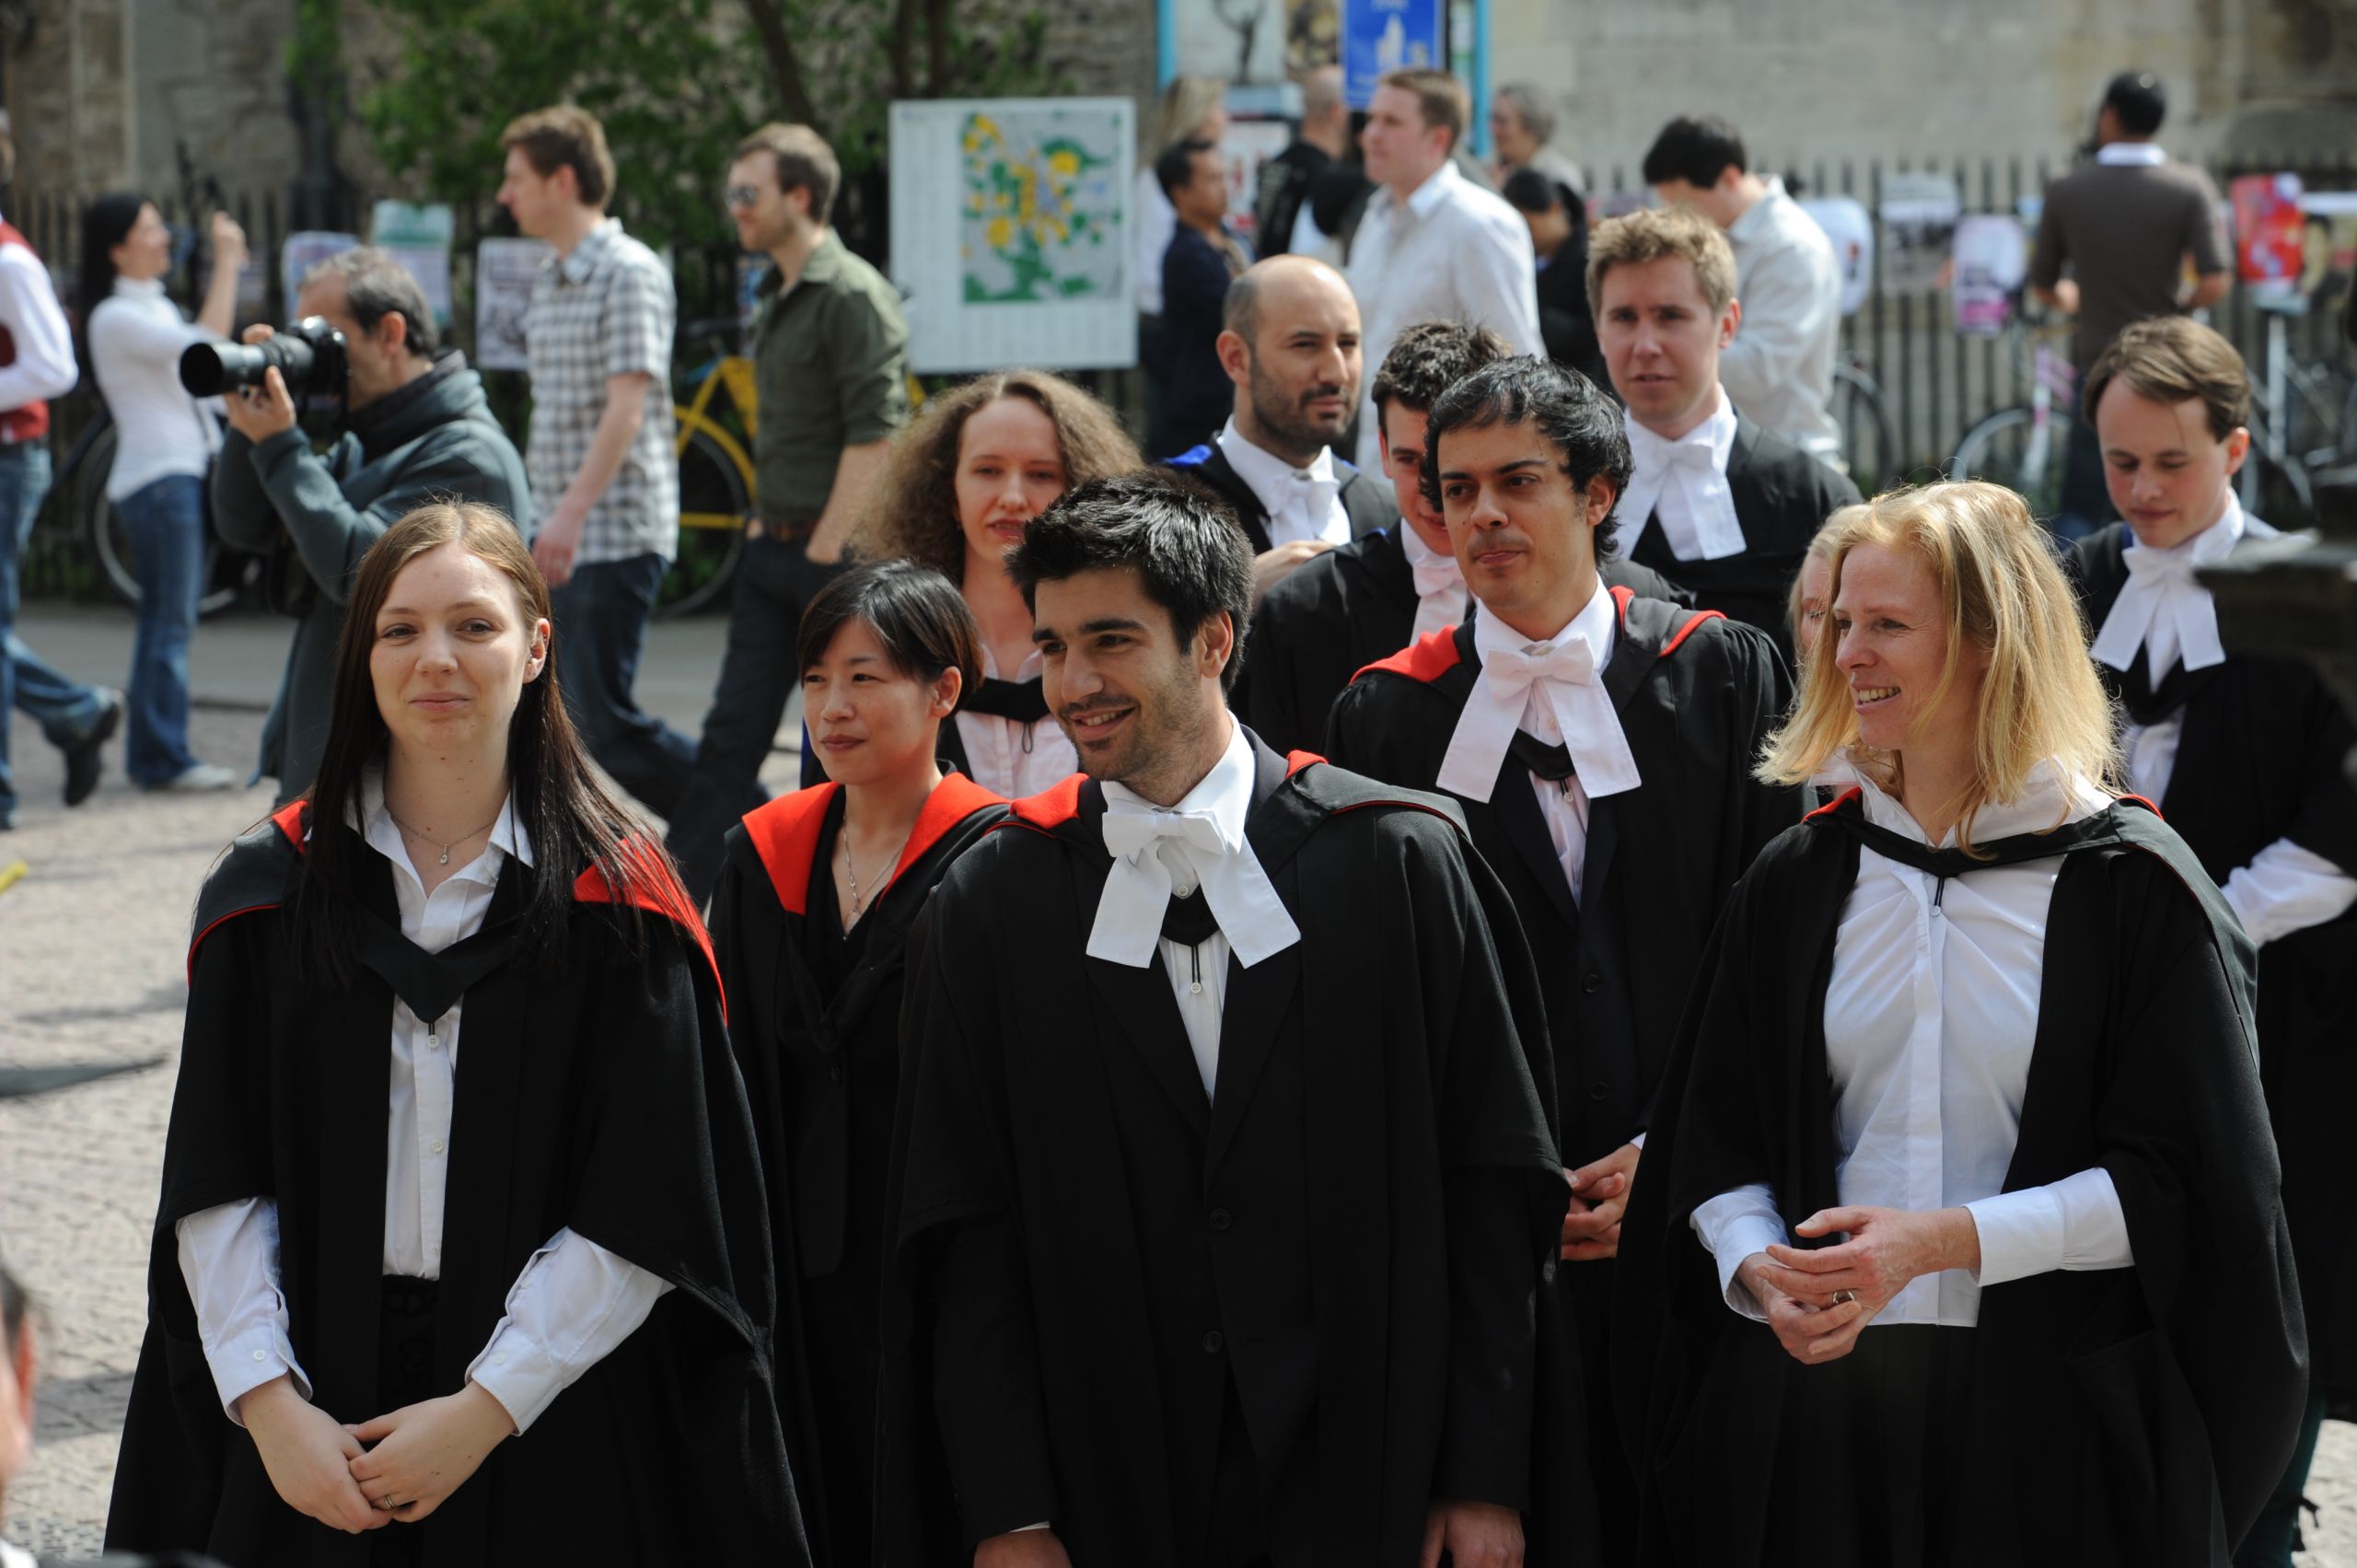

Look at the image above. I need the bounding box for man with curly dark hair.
[1325,355,1797,1566]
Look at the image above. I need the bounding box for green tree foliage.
[354,0,1069,260]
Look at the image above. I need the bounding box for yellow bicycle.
[663,331,930,617]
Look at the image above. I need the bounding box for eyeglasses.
[723,186,767,210]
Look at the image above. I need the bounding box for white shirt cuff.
[2221,838,2357,948]
[204,1324,314,1426]
[1964,1167,2133,1287]
[1629,1130,1647,1151]
[1690,1184,1784,1322]
[175,1198,314,1424]
[464,1227,672,1434]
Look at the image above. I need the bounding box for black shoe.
[62,689,125,807]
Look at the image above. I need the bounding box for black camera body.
[179,317,349,412]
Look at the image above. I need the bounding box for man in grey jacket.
[215,248,531,803]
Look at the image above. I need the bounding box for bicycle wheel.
[75,424,245,618]
[1829,364,1898,492]
[1950,406,2072,527]
[659,424,749,619]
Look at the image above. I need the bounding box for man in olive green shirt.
[668,121,911,900]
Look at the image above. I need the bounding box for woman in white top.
[106,503,806,1564]
[841,370,1141,799]
[1614,482,2305,1565]
[79,196,244,791]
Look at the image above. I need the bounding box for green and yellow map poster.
[891,98,1138,372]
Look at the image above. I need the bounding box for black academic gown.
[876,735,1594,1568]
[1161,439,1398,555]
[709,773,1007,1568]
[2069,520,2357,1399]
[107,804,807,1568]
[1325,589,1798,1564]
[1245,527,1693,757]
[1620,417,1861,661]
[1614,791,2308,1567]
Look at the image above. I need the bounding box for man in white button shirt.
[1326,356,1797,1565]
[1591,206,1860,659]
[2066,317,2356,1566]
[1643,114,1843,463]
[881,470,1587,1567]
[1163,255,1397,610]
[1346,69,1543,474]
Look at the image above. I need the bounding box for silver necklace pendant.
[439,845,451,865]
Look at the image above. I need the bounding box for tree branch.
[923,0,950,95]
[737,0,822,127]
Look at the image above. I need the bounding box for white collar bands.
[2089,490,2244,684]
[1617,391,1746,563]
[1088,715,1302,969]
[1439,585,1642,801]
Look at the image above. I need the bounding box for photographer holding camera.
[210,248,529,804]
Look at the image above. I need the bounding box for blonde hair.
[1585,205,1737,319]
[1759,482,2119,849]
[1151,77,1226,156]
[1785,504,1865,660]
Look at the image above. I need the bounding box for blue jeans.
[550,552,695,819]
[0,441,107,815]
[116,473,206,785]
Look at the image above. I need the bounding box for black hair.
[1500,167,1563,215]
[1371,319,1513,425]
[1007,471,1256,694]
[1,1255,27,1356]
[77,192,150,318]
[1155,137,1217,203]
[1641,115,1747,189]
[1420,355,1632,557]
[2103,70,2166,137]
[795,560,984,707]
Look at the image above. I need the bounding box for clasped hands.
[1561,1141,1640,1261]
[1737,1205,1981,1365]
[239,1374,516,1533]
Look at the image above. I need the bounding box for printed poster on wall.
[1877,173,1961,295]
[1341,0,1441,109]
[280,232,361,314]
[1172,0,1340,90]
[473,238,554,372]
[1797,196,1873,318]
[891,98,1137,373]
[370,202,456,325]
[1950,215,2028,337]
[2231,173,2305,307]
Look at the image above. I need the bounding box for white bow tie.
[1437,639,1643,802]
[1408,551,1467,642]
[2091,540,2226,684]
[1620,422,1746,563]
[1088,804,1299,969]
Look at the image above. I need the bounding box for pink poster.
[2230,172,2305,300]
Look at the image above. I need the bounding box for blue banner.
[1342,0,1444,110]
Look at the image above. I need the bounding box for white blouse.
[86,277,220,501]
[953,643,1078,800]
[1692,761,2135,1327]
[174,773,670,1432]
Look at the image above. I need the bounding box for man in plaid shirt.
[496,105,697,817]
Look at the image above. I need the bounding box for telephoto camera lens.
[178,317,348,403]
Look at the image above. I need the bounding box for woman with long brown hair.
[841,369,1142,798]
[108,503,807,1566]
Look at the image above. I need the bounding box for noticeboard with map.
[892,98,1137,372]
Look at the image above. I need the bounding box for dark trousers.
[2236,1388,2327,1567]
[551,552,697,819]
[369,1276,438,1568]
[115,472,206,785]
[666,532,844,903]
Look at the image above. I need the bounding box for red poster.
[2230,172,2305,294]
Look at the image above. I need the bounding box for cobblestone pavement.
[2,636,2352,1561]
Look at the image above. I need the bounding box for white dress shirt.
[1692,761,2135,1327]
[175,772,672,1433]
[87,277,222,500]
[0,224,81,416]
[1215,419,1350,549]
[2097,494,2357,947]
[953,644,1078,799]
[1135,168,1177,317]
[1617,391,1747,563]
[1719,178,1843,459]
[1348,161,1544,471]
[1401,523,1469,644]
[1093,716,1300,1096]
